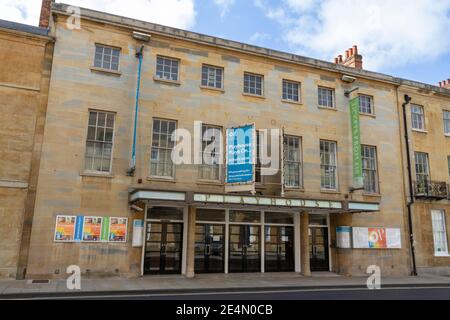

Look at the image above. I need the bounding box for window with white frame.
[359,95,374,114]
[320,140,338,190]
[415,152,430,193]
[151,119,177,177]
[362,145,379,193]
[244,73,263,96]
[201,65,223,89]
[94,44,120,71]
[156,56,179,81]
[411,104,425,130]
[284,135,302,188]
[318,87,335,108]
[431,210,449,256]
[198,124,222,181]
[85,111,115,173]
[282,80,300,102]
[443,110,450,135]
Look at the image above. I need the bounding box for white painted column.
[261,211,265,273]
[224,209,229,274]
[294,212,301,273]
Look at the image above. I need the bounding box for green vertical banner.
[101,217,110,241]
[349,97,363,187]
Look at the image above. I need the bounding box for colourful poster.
[74,215,84,241]
[82,216,103,242]
[54,215,76,242]
[109,217,128,242]
[368,228,387,248]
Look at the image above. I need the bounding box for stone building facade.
[1,1,449,280]
[0,20,54,278]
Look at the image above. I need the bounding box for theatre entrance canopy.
[129,189,380,214]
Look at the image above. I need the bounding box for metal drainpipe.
[128,45,144,176]
[402,94,418,276]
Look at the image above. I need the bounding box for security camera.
[342,75,357,83]
[130,204,144,212]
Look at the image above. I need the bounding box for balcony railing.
[413,180,448,200]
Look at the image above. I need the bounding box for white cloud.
[213,0,235,18]
[255,0,450,71]
[249,32,271,44]
[0,0,197,29]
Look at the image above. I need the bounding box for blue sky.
[1,0,449,85]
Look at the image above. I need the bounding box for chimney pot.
[353,45,358,55]
[334,57,339,64]
[345,50,350,58]
[338,55,343,63]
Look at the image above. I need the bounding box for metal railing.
[413,180,448,200]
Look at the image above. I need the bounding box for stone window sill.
[80,171,114,178]
[200,85,225,93]
[242,92,266,99]
[90,67,122,76]
[412,129,428,134]
[153,76,181,86]
[147,176,177,183]
[318,105,337,111]
[282,99,303,106]
[320,189,341,195]
[360,112,376,118]
[196,180,224,186]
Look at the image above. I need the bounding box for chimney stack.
[39,0,54,29]
[439,79,450,89]
[334,45,363,69]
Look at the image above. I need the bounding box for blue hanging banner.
[74,215,84,241]
[226,124,255,184]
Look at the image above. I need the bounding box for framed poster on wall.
[82,216,103,242]
[54,215,76,242]
[109,217,128,242]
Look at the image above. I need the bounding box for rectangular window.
[320,140,338,190]
[431,210,449,256]
[411,104,425,130]
[244,72,263,96]
[284,135,302,188]
[443,110,450,135]
[448,156,450,179]
[85,111,115,173]
[362,145,379,193]
[318,87,335,108]
[151,119,177,177]
[359,95,374,114]
[282,80,300,102]
[415,152,430,193]
[156,56,179,81]
[198,124,222,181]
[94,44,120,71]
[201,65,223,89]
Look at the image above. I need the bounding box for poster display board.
[352,227,402,249]
[109,217,128,242]
[336,226,352,249]
[54,215,128,243]
[132,219,144,247]
[225,124,255,192]
[54,215,76,242]
[82,216,103,242]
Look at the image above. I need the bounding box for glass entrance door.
[144,222,183,274]
[229,225,260,273]
[265,226,294,272]
[195,224,225,273]
[309,227,329,271]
